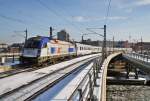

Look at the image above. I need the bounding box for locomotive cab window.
[24,40,40,48]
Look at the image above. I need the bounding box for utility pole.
[141,37,143,54]
[25,29,27,43]
[129,35,131,48]
[113,36,114,52]
[50,27,53,39]
[102,25,107,61]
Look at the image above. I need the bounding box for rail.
[34,53,121,101]
[0,54,100,101]
[0,53,121,101]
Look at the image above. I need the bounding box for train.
[20,36,101,64]
[20,36,132,64]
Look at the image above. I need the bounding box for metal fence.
[126,52,150,63]
[68,58,102,101]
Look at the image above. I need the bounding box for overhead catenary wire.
[49,0,90,37]
[104,0,112,25]
[0,14,48,32]
[0,14,25,24]
[36,0,85,34]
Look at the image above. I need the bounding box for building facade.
[57,30,70,42]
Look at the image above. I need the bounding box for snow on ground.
[0,54,100,96]
[35,53,101,74]
[33,62,94,101]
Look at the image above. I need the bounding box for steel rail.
[0,54,98,79]
[0,56,99,100]
[25,59,95,101]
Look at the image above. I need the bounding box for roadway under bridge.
[106,52,150,101]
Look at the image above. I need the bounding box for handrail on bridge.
[126,52,150,63]
[68,58,101,101]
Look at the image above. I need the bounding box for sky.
[0,0,150,44]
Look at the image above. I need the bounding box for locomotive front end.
[20,36,46,64]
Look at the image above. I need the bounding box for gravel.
[107,85,150,101]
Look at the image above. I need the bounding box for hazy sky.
[0,0,150,44]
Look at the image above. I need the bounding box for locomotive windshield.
[24,40,40,48]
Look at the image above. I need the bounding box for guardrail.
[67,52,122,101]
[126,52,150,63]
[124,52,150,74]
[67,58,101,101]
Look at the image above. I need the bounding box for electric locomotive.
[20,36,76,64]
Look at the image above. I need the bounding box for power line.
[49,1,79,21]
[104,0,112,25]
[13,11,49,30]
[0,14,25,24]
[0,14,47,32]
[36,0,85,34]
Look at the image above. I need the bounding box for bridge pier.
[126,63,130,79]
[134,68,138,79]
[126,63,139,79]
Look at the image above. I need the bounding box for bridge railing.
[126,52,150,63]
[68,53,122,101]
[68,58,101,101]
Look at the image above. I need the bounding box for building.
[133,42,150,53]
[0,43,8,49]
[81,39,130,48]
[9,43,24,53]
[82,39,102,46]
[115,41,129,48]
[0,43,8,53]
[57,30,70,41]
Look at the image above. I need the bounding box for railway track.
[0,64,46,79]
[0,55,99,101]
[0,55,76,79]
[0,54,96,79]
